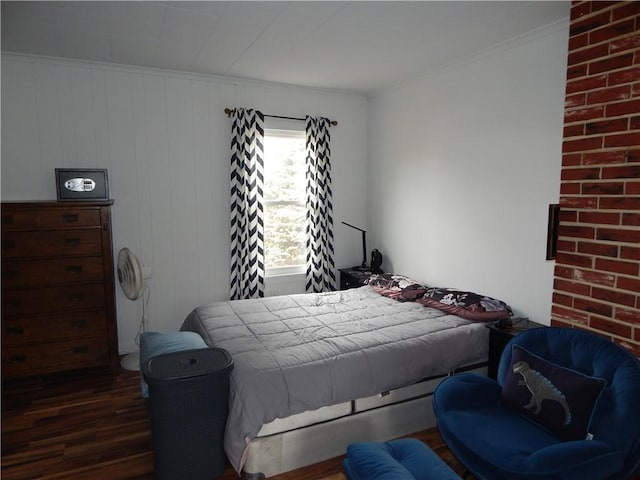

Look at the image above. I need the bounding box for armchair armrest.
[524,440,623,480]
[434,373,502,412]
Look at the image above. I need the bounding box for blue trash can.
[143,347,233,480]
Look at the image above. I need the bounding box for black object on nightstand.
[339,268,372,290]
[486,318,546,380]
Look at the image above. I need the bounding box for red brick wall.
[553,1,640,355]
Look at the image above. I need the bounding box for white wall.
[1,54,368,353]
[367,21,569,324]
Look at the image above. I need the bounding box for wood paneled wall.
[1,54,368,353]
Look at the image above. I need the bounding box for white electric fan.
[117,247,149,371]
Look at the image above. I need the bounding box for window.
[264,129,306,275]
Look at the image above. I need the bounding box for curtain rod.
[224,108,337,126]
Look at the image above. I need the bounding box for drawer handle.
[69,293,85,303]
[62,214,79,223]
[2,270,19,279]
[70,319,87,329]
[66,265,83,274]
[9,354,26,364]
[2,215,14,224]
[73,346,89,354]
[2,239,16,249]
[6,326,24,336]
[64,238,81,247]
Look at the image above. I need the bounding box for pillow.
[416,287,512,321]
[501,344,607,441]
[367,273,427,301]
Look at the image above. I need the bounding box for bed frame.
[241,362,487,479]
[181,282,497,478]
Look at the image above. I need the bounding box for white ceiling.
[1,1,570,94]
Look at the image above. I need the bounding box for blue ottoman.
[343,438,461,480]
[139,331,208,398]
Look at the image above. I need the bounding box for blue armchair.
[433,327,640,480]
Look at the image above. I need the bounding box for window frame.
[263,128,307,277]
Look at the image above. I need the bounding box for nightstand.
[486,318,546,380]
[339,268,372,290]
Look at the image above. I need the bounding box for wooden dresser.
[1,201,118,379]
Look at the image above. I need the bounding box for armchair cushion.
[501,345,607,441]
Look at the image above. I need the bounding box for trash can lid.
[143,347,233,382]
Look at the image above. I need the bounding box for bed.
[180,274,512,478]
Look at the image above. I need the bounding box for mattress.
[181,285,489,473]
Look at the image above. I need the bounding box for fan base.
[120,351,141,371]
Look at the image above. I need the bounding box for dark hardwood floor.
[2,367,468,480]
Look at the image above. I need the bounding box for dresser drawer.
[1,207,101,230]
[1,210,38,229]
[2,337,110,379]
[3,311,108,345]
[2,229,103,258]
[2,284,106,315]
[2,257,105,288]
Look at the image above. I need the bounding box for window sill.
[264,270,306,297]
[266,266,305,278]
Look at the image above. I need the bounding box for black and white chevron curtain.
[230,109,265,299]
[305,116,336,292]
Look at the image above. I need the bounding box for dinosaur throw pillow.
[500,345,607,441]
